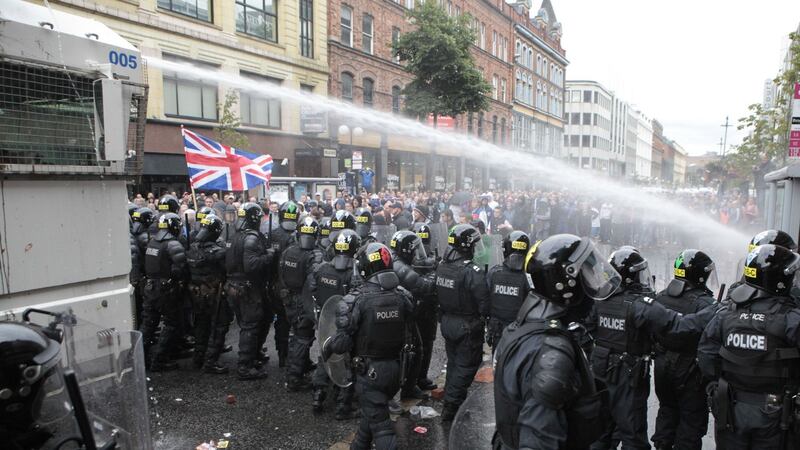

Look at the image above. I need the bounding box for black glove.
[321,337,334,361]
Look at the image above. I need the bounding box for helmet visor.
[411,241,428,262]
[704,263,720,293]
[472,236,486,257]
[568,244,621,301]
[785,254,800,290]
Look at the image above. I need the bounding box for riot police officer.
[390,230,436,400]
[411,223,440,391]
[493,233,621,449]
[355,208,376,244]
[149,194,181,234]
[699,244,800,449]
[413,222,434,257]
[327,210,357,256]
[487,231,531,353]
[191,206,214,239]
[142,213,188,371]
[186,214,229,374]
[309,229,361,418]
[130,207,154,329]
[266,201,301,367]
[279,216,324,391]
[323,243,414,450]
[318,217,334,260]
[651,249,718,450]
[224,203,275,380]
[435,224,491,421]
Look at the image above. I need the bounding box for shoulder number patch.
[641,296,654,305]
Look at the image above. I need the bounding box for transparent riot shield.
[473,234,504,271]
[60,317,153,450]
[448,380,495,449]
[428,221,449,259]
[373,224,397,246]
[317,295,354,388]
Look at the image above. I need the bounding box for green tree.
[217,90,250,149]
[733,32,799,175]
[392,1,490,124]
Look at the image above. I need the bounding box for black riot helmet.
[155,212,182,240]
[390,230,427,264]
[609,247,653,290]
[526,234,621,306]
[195,214,223,243]
[297,216,320,250]
[127,202,138,219]
[447,224,483,258]
[131,207,155,235]
[333,229,361,270]
[0,321,62,433]
[673,249,718,290]
[354,208,373,239]
[503,231,531,271]
[330,210,357,242]
[743,244,800,296]
[413,223,433,254]
[279,201,301,231]
[238,202,264,231]
[196,206,214,221]
[319,217,332,241]
[357,242,394,280]
[748,229,798,253]
[157,194,180,214]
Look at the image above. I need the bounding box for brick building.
[325,0,525,192]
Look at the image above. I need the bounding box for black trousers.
[415,307,438,384]
[714,395,792,450]
[591,363,651,450]
[268,284,290,360]
[351,359,401,450]
[284,291,315,379]
[141,280,181,364]
[188,279,228,367]
[225,280,267,369]
[651,352,709,450]
[440,314,484,412]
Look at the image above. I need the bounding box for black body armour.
[269,228,294,278]
[719,297,800,393]
[187,241,224,282]
[494,319,607,450]
[225,230,265,278]
[280,245,309,291]
[654,280,712,353]
[355,289,406,359]
[145,239,173,278]
[315,263,352,307]
[489,267,528,323]
[594,291,651,356]
[436,261,474,316]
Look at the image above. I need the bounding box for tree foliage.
[217,90,250,149]
[728,32,800,183]
[392,1,490,121]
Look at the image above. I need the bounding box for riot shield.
[448,379,495,449]
[373,224,397,246]
[317,295,354,388]
[60,317,153,450]
[428,221,449,259]
[473,234,504,271]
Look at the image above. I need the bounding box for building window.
[299,0,313,58]
[564,135,569,146]
[581,135,591,147]
[570,113,579,125]
[492,75,498,100]
[362,14,373,54]
[392,85,401,113]
[340,6,353,46]
[162,55,218,120]
[583,90,592,103]
[500,78,507,103]
[392,27,401,64]
[158,0,211,21]
[570,135,579,147]
[236,0,277,42]
[301,84,314,92]
[582,113,591,125]
[500,118,506,145]
[480,23,486,50]
[240,73,281,129]
[492,30,497,56]
[593,113,598,126]
[592,136,598,148]
[492,115,498,143]
[477,112,484,138]
[341,72,353,102]
[536,54,542,74]
[362,78,374,107]
[571,90,581,102]
[467,112,474,133]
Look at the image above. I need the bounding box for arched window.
[362,77,374,107]
[515,71,522,101]
[515,40,521,61]
[500,118,507,145]
[542,58,548,78]
[536,54,542,75]
[477,112,484,138]
[391,85,401,113]
[492,115,498,143]
[341,72,354,102]
[528,49,533,69]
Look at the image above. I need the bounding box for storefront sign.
[352,151,363,170]
[269,184,289,204]
[434,176,445,191]
[386,174,399,190]
[323,148,337,158]
[463,177,472,190]
[300,106,328,134]
[338,172,356,195]
[791,83,800,159]
[344,158,352,169]
[426,114,455,130]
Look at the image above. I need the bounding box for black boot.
[335,403,360,420]
[203,362,229,375]
[401,385,430,400]
[441,403,458,422]
[312,387,326,412]
[237,365,268,381]
[286,376,312,392]
[278,349,288,368]
[417,378,437,391]
[150,360,179,372]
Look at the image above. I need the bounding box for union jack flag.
[182,128,273,191]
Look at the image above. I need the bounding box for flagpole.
[181,125,199,210]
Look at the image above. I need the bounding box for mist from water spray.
[146,57,751,284]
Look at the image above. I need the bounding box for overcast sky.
[554,0,800,156]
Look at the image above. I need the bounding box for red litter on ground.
[226,394,236,405]
[413,426,428,434]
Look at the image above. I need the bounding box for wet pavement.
[148,324,717,449]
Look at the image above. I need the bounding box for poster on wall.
[463,177,473,190]
[269,184,289,204]
[386,174,399,191]
[790,83,800,159]
[352,151,363,170]
[434,176,445,191]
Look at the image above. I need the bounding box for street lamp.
[338,124,364,146]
